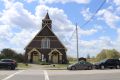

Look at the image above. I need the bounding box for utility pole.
[76,23,79,62]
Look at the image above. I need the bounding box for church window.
[41,38,50,48]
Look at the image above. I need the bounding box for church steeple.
[44,12,50,19]
[42,12,52,29]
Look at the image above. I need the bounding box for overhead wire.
[51,0,106,44]
[69,0,106,40]
[80,0,106,27]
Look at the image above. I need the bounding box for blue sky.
[0,0,120,58]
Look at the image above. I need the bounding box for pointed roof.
[44,12,50,19]
[25,25,67,50]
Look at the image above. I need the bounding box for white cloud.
[10,29,37,48]
[1,0,15,9]
[97,9,120,29]
[116,28,120,43]
[0,1,38,52]
[0,25,13,40]
[113,0,120,6]
[79,28,98,36]
[94,25,103,30]
[1,2,37,29]
[81,8,93,21]
[39,0,90,4]
[0,25,16,51]
[117,28,120,36]
[25,0,90,4]
[76,36,115,57]
[107,0,120,6]
[25,0,36,3]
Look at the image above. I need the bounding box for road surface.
[1,65,120,80]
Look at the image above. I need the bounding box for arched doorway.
[48,49,63,64]
[28,48,41,63]
[30,51,39,63]
[52,52,59,64]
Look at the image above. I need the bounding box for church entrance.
[28,48,41,63]
[52,52,59,64]
[48,49,63,64]
[30,51,39,63]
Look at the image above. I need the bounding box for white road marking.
[44,70,49,80]
[2,70,25,80]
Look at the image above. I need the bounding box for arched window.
[41,38,50,49]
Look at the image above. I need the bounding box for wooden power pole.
[76,23,79,62]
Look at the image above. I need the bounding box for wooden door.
[52,53,58,64]
[32,52,39,63]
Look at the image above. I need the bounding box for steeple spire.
[44,12,50,19]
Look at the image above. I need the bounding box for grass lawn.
[43,61,77,69]
[17,63,31,69]
[45,64,69,69]
[16,61,77,70]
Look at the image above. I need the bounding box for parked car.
[94,59,120,69]
[67,61,93,70]
[0,59,17,70]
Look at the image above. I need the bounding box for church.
[24,12,68,64]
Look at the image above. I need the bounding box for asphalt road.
[0,70,18,80]
[1,68,120,80]
[6,70,45,80]
[48,70,120,80]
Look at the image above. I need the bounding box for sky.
[0,0,120,58]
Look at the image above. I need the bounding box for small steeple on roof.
[44,12,50,19]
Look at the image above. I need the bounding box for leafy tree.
[16,53,24,62]
[106,49,120,59]
[0,48,24,62]
[1,48,17,58]
[96,49,120,61]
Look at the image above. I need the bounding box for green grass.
[69,60,77,64]
[43,61,77,69]
[17,63,31,69]
[42,64,66,69]
[16,60,78,70]
[48,64,69,68]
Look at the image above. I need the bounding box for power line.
[69,0,106,40]
[52,0,106,43]
[80,0,106,27]
[69,27,76,40]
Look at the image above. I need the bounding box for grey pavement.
[49,73,120,80]
[48,70,120,80]
[1,64,120,80]
[8,70,44,80]
[0,70,18,80]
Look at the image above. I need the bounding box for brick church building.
[24,12,67,64]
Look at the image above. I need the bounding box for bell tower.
[42,12,52,29]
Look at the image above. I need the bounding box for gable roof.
[25,24,67,50]
[37,24,55,36]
